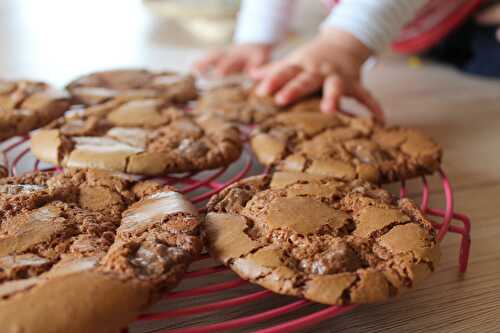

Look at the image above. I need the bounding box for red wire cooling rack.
[0,135,471,333]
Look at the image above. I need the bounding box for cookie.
[31,98,242,176]
[0,79,71,141]
[66,69,197,106]
[0,168,202,333]
[250,103,442,183]
[193,85,286,124]
[0,156,6,178]
[205,171,440,305]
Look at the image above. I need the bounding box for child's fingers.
[321,75,344,114]
[249,63,273,80]
[255,63,302,96]
[245,52,269,72]
[193,51,224,74]
[321,76,384,124]
[274,71,323,105]
[215,57,246,76]
[351,84,385,124]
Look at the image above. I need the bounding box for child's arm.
[322,1,427,53]
[194,0,295,75]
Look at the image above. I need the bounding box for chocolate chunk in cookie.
[0,79,71,141]
[31,100,242,176]
[205,171,440,305]
[251,104,442,183]
[0,169,202,333]
[66,69,197,106]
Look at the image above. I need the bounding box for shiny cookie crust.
[250,99,442,184]
[31,99,243,176]
[66,68,198,106]
[0,79,71,141]
[204,171,440,305]
[0,169,202,333]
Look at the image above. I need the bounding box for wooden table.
[1,1,499,332]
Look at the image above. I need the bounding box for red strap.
[392,0,483,54]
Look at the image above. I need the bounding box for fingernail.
[256,85,268,96]
[275,95,288,106]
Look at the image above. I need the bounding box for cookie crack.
[274,122,345,164]
[252,269,274,283]
[297,274,313,295]
[11,91,31,110]
[0,254,55,283]
[235,177,273,211]
[57,135,76,165]
[227,243,269,266]
[369,220,414,240]
[0,282,38,301]
[302,154,313,171]
[267,131,299,167]
[241,217,261,242]
[340,272,361,304]
[124,154,132,173]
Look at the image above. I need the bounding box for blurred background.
[0,0,324,86]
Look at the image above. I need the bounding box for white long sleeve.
[234,0,428,52]
[322,0,428,52]
[234,0,295,44]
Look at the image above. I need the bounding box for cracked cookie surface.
[250,101,442,183]
[205,171,440,305]
[193,85,294,124]
[66,68,198,106]
[0,169,202,333]
[0,79,71,141]
[31,99,242,175]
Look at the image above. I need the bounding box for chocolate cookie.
[31,98,242,175]
[205,171,440,305]
[66,69,197,106]
[193,85,285,124]
[0,169,202,333]
[251,103,442,183]
[0,79,71,141]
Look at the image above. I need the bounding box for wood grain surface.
[1,1,499,332]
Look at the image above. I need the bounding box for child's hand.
[193,43,273,76]
[251,27,384,123]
